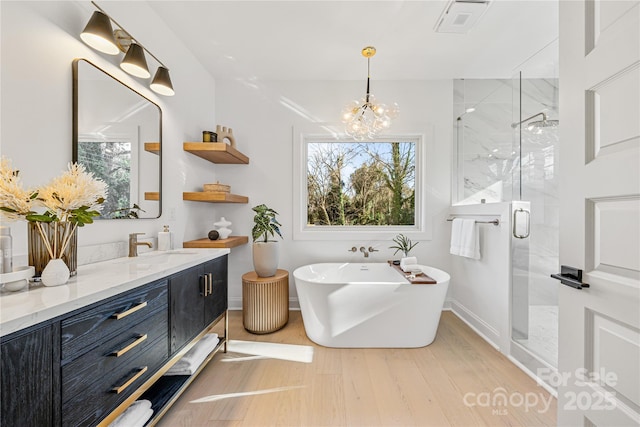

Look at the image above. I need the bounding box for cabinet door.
[169,265,205,354]
[1,323,60,426]
[203,255,228,326]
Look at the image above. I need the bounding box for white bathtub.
[293,263,450,348]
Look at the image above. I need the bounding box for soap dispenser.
[158,225,173,251]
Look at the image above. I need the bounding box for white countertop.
[0,249,230,338]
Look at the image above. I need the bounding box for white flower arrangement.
[0,157,108,259]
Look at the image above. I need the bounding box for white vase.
[253,241,279,277]
[41,258,70,287]
[214,217,232,239]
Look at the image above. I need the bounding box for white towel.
[109,400,153,427]
[450,218,480,259]
[400,256,418,269]
[401,264,421,273]
[164,333,219,376]
[138,409,153,426]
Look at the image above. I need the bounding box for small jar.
[202,131,217,142]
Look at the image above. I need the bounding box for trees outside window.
[78,141,131,218]
[306,140,415,226]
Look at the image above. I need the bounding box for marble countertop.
[0,249,230,338]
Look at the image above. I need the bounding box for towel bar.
[446,218,500,226]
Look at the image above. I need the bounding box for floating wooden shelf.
[183,236,249,249]
[183,142,249,164]
[183,192,248,203]
[144,192,159,201]
[144,142,160,155]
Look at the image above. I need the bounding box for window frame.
[293,127,432,241]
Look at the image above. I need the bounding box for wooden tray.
[387,261,437,284]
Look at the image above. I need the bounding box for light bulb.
[341,106,355,123]
[387,102,400,119]
[373,103,386,117]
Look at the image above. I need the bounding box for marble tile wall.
[453,77,560,307]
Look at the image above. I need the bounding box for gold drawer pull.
[110,334,147,358]
[111,301,147,320]
[208,273,213,294]
[111,366,148,394]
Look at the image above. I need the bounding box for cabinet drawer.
[61,279,167,363]
[61,309,168,400]
[61,312,168,427]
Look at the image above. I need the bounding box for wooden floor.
[157,311,557,427]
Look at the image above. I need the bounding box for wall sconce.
[80,2,174,96]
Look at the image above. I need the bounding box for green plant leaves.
[252,203,283,242]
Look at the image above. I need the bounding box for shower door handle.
[551,265,590,289]
[513,208,530,239]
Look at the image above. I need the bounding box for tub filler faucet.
[348,246,378,258]
[129,233,152,257]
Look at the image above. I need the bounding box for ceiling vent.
[435,0,491,34]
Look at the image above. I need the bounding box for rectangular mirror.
[73,58,161,219]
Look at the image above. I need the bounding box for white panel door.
[558,1,640,426]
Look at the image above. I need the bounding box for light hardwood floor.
[157,311,557,427]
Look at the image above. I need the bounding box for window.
[293,132,429,241]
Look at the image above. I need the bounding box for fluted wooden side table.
[242,269,289,334]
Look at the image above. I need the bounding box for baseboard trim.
[449,299,501,351]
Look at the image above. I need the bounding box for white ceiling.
[148,0,558,81]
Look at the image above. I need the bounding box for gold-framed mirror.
[72,58,161,219]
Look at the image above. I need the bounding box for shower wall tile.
[453,78,560,309]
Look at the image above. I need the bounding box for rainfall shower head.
[527,118,559,129]
[511,112,559,131]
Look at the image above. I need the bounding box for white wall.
[448,202,515,353]
[214,79,454,308]
[0,1,219,259]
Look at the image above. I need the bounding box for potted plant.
[251,204,282,277]
[389,233,419,258]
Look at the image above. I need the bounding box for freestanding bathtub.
[293,263,450,348]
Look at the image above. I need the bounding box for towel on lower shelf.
[450,218,480,259]
[108,399,153,427]
[164,333,220,376]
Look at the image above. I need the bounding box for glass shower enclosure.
[453,39,560,378]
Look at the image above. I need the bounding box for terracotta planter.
[252,241,279,277]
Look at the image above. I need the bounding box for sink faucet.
[129,233,152,257]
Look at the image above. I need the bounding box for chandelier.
[341,46,399,140]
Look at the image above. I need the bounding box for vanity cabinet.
[204,255,228,326]
[0,253,228,427]
[60,279,169,426]
[0,323,60,426]
[170,265,205,353]
[170,254,228,353]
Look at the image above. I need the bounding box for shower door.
[510,40,560,372]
